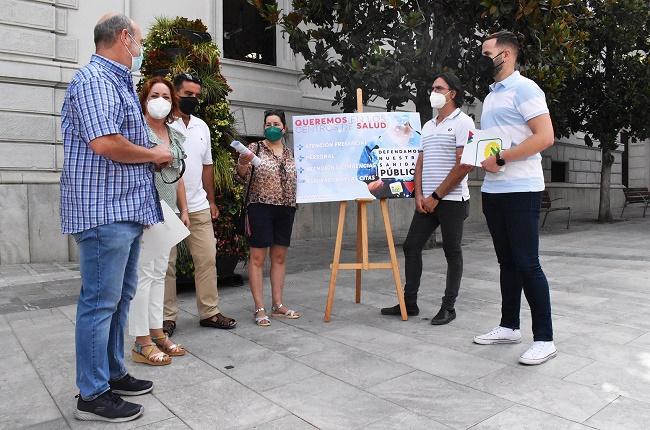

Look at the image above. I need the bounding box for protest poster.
[460,127,512,167]
[293,112,422,203]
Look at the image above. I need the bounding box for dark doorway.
[551,161,568,183]
[621,133,629,187]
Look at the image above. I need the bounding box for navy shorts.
[247,203,296,248]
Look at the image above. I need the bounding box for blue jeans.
[73,222,143,400]
[482,192,553,341]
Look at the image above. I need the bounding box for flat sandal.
[255,307,271,327]
[271,303,302,319]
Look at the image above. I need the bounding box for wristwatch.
[431,191,442,201]
[496,151,506,167]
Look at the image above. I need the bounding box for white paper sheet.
[460,127,512,168]
[139,201,190,264]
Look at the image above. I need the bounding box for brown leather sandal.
[152,335,186,356]
[199,313,237,329]
[132,343,171,366]
[162,320,176,337]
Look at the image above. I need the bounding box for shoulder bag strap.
[243,142,262,206]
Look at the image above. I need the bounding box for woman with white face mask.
[127,77,189,365]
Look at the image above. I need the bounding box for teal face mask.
[264,126,283,142]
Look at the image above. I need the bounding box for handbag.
[235,142,261,236]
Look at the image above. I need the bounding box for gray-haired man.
[61,13,171,422]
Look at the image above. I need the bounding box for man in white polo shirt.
[162,73,237,335]
[472,31,556,365]
[381,72,475,325]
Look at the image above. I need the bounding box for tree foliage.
[253,0,650,222]
[562,0,650,221]
[477,0,589,137]
[141,16,248,264]
[250,0,586,126]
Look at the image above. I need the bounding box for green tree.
[141,17,249,278]
[562,0,650,222]
[250,0,485,121]
[250,0,586,125]
[253,1,649,222]
[477,0,589,137]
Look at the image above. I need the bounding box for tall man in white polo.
[163,73,237,334]
[381,72,475,324]
[473,31,557,365]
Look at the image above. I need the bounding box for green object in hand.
[490,146,500,156]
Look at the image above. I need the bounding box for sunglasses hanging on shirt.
[158,145,187,184]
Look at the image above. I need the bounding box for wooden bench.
[541,190,571,229]
[621,187,649,218]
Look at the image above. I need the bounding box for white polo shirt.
[420,108,474,201]
[481,71,549,193]
[170,116,213,213]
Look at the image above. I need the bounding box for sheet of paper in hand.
[140,201,190,265]
[460,128,511,168]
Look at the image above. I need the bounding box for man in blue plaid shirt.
[60,13,172,423]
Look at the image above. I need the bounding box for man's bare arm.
[89,134,171,165]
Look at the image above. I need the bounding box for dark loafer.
[200,313,237,329]
[162,320,176,337]
[431,308,456,325]
[380,303,419,316]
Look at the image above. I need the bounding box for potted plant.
[141,16,249,286]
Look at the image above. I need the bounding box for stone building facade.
[1,0,648,264]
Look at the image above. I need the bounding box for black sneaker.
[380,303,419,316]
[431,307,456,325]
[109,374,153,396]
[74,390,143,422]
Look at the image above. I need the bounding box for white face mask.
[147,97,172,119]
[430,92,448,109]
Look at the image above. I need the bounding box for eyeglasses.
[181,73,202,85]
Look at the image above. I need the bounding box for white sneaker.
[519,341,557,365]
[473,326,522,345]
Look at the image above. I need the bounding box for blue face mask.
[124,33,143,73]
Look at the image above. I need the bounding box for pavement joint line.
[7,312,73,429]
[465,403,518,430]
[149,392,194,429]
[24,265,40,277]
[581,394,622,427]
[202,311,457,426]
[260,312,524,417]
[156,307,302,417]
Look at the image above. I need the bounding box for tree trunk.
[598,144,615,222]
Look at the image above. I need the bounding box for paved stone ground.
[2,214,650,429]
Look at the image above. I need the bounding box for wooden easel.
[324,89,408,321]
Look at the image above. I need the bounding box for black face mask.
[478,51,505,79]
[178,96,199,115]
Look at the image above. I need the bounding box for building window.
[223,0,276,66]
[551,161,568,183]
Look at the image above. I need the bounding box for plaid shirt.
[60,54,162,234]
